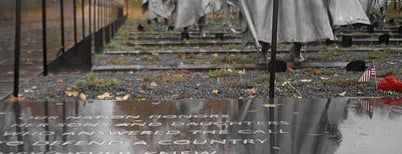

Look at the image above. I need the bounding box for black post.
[94,0,97,32]
[73,0,78,45]
[42,0,48,76]
[89,0,92,35]
[82,0,85,38]
[125,0,128,16]
[269,0,279,99]
[395,0,397,10]
[60,0,65,54]
[98,0,101,29]
[101,0,104,28]
[107,0,110,25]
[13,0,22,98]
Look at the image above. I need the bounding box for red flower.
[377,76,402,93]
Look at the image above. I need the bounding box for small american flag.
[358,66,376,83]
[359,99,373,119]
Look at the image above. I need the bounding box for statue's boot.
[258,42,270,64]
[181,27,190,40]
[290,42,304,62]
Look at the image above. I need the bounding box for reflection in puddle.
[0,97,402,153]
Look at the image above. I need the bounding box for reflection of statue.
[228,98,350,154]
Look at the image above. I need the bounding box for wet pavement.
[0,5,113,101]
[1,97,402,153]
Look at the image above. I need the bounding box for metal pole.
[60,0,65,54]
[42,0,48,76]
[269,0,279,99]
[82,0,85,38]
[13,0,22,98]
[73,0,78,45]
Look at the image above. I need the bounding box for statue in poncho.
[228,0,370,63]
[173,0,222,38]
[359,0,388,23]
[142,0,175,28]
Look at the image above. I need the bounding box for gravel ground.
[9,18,402,102]
[16,52,402,102]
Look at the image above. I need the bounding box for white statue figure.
[359,0,388,23]
[173,0,223,38]
[142,0,175,28]
[231,0,371,63]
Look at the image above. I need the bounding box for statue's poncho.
[359,0,387,16]
[142,0,175,19]
[242,0,335,44]
[174,0,222,29]
[329,0,371,25]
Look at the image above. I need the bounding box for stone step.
[103,47,402,55]
[124,38,402,47]
[119,33,401,41]
[126,40,243,47]
[92,62,349,72]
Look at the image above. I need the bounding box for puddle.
[1,97,402,153]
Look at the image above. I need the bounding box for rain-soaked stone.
[1,97,402,153]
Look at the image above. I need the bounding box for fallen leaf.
[79,93,87,101]
[136,78,144,81]
[300,79,312,83]
[320,77,329,80]
[31,86,37,90]
[10,96,19,103]
[248,95,256,99]
[116,96,123,101]
[138,89,145,94]
[141,84,147,90]
[116,94,131,101]
[244,88,257,94]
[287,66,292,71]
[24,89,33,93]
[212,89,219,94]
[212,53,219,58]
[71,91,79,97]
[150,81,158,87]
[121,94,131,100]
[272,146,281,150]
[97,92,111,100]
[172,94,184,99]
[262,104,277,108]
[57,79,64,83]
[338,91,347,97]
